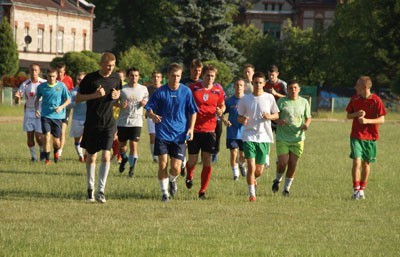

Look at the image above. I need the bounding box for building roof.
[1,0,95,16]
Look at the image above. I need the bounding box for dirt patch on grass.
[0,116,23,124]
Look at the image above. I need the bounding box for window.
[264,4,268,10]
[57,30,63,53]
[264,22,281,39]
[49,30,53,53]
[37,28,44,52]
[271,3,275,11]
[83,33,87,50]
[72,32,76,51]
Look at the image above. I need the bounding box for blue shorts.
[154,138,186,161]
[41,117,62,138]
[226,138,244,151]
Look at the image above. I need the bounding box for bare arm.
[359,115,385,125]
[75,85,105,103]
[300,117,312,130]
[55,97,71,113]
[186,112,197,141]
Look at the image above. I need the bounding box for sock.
[39,145,44,152]
[159,178,169,196]
[248,184,256,197]
[86,163,96,190]
[353,180,360,191]
[169,174,178,183]
[274,172,284,182]
[98,162,110,193]
[150,143,154,156]
[232,165,239,178]
[58,149,63,157]
[121,151,127,159]
[45,152,50,161]
[74,142,83,157]
[186,163,196,180]
[200,166,212,193]
[29,145,37,159]
[112,139,119,156]
[284,177,294,191]
[129,154,138,167]
[182,157,186,168]
[360,181,367,191]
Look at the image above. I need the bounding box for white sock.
[159,178,169,196]
[248,184,256,197]
[284,177,294,191]
[274,172,284,182]
[58,149,63,157]
[29,146,37,159]
[98,162,110,193]
[86,163,96,190]
[150,143,154,155]
[232,165,239,178]
[74,143,83,157]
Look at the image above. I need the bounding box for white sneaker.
[358,190,365,199]
[96,192,106,203]
[352,190,359,199]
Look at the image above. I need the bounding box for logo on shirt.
[203,93,209,101]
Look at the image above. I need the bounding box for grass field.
[0,105,399,256]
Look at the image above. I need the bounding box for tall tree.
[161,0,243,74]
[0,18,19,77]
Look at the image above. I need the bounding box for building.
[0,0,95,68]
[236,0,340,39]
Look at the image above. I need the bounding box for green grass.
[0,107,399,256]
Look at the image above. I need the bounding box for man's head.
[190,59,203,81]
[55,63,67,79]
[202,64,218,86]
[151,70,163,86]
[287,79,300,99]
[46,68,58,84]
[252,72,266,92]
[127,67,140,85]
[29,63,41,81]
[355,76,372,96]
[243,64,255,82]
[167,63,183,87]
[99,52,116,77]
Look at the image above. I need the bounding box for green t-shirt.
[276,96,311,142]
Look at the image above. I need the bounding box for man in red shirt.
[346,76,386,200]
[56,63,74,160]
[186,64,225,199]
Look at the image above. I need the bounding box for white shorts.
[23,117,42,133]
[147,118,155,134]
[69,119,85,138]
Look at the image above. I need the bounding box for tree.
[50,51,100,78]
[118,46,156,81]
[230,24,262,67]
[89,0,173,53]
[161,0,243,74]
[204,60,233,88]
[0,18,19,77]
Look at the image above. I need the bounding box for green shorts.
[350,138,377,163]
[276,140,304,157]
[243,141,270,165]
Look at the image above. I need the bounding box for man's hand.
[96,85,106,98]
[111,88,120,100]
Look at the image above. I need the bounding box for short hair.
[243,63,255,71]
[202,64,218,75]
[167,63,183,74]
[77,71,86,77]
[234,77,245,85]
[268,65,279,73]
[357,76,372,88]
[100,52,116,63]
[152,70,162,77]
[127,67,140,76]
[252,72,265,80]
[55,62,66,69]
[47,68,58,74]
[29,63,40,69]
[117,69,126,75]
[287,79,299,87]
[190,59,203,69]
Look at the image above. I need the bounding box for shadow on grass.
[0,169,84,177]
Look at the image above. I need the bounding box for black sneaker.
[169,180,177,197]
[161,194,169,202]
[87,189,95,202]
[96,192,106,203]
[282,190,290,197]
[128,166,135,178]
[233,176,239,181]
[31,157,37,162]
[199,192,206,200]
[39,152,45,161]
[119,157,128,173]
[185,178,193,189]
[180,162,186,177]
[272,179,280,193]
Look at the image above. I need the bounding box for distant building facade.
[236,0,340,39]
[0,0,95,68]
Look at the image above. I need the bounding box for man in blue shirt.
[145,63,198,202]
[35,68,71,164]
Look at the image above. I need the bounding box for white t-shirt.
[17,78,47,118]
[117,84,149,127]
[237,92,279,143]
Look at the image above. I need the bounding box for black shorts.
[117,126,141,142]
[41,117,62,138]
[226,138,244,151]
[62,108,71,124]
[81,126,116,154]
[187,132,216,155]
[154,138,186,161]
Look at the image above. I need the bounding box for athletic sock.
[129,154,138,167]
[121,151,127,159]
[248,184,256,197]
[274,172,284,182]
[284,177,294,191]
[186,163,196,180]
[232,165,239,178]
[86,163,96,190]
[159,178,169,196]
[150,143,154,156]
[29,145,37,160]
[360,181,367,191]
[74,142,83,157]
[112,139,119,156]
[98,162,110,193]
[353,180,360,191]
[200,166,212,193]
[58,149,63,157]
